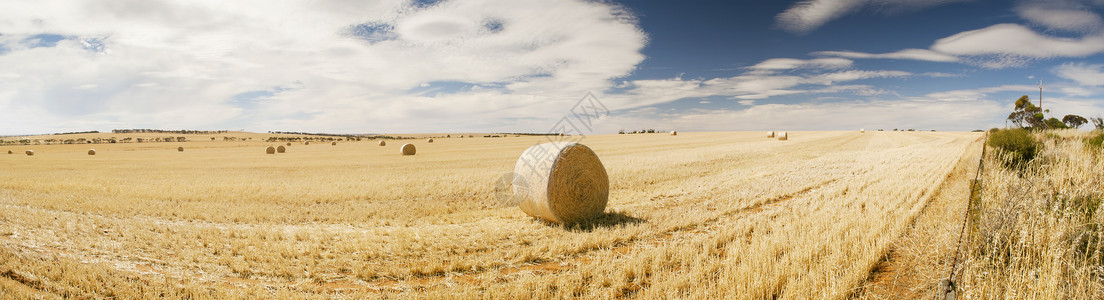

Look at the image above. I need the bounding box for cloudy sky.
[2,0,1104,135]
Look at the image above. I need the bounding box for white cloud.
[0,0,646,134]
[1016,3,1104,33]
[813,49,959,62]
[1054,62,1104,86]
[931,23,1104,59]
[775,0,967,34]
[747,57,853,70]
[919,85,1035,102]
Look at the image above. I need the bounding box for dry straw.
[177,147,184,152]
[512,142,609,224]
[778,131,789,141]
[427,138,434,143]
[670,130,677,136]
[277,145,286,153]
[378,140,386,146]
[401,143,416,155]
[25,150,34,156]
[266,146,276,154]
[87,149,96,155]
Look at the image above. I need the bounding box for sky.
[3,0,1104,135]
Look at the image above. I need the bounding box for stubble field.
[0,131,982,298]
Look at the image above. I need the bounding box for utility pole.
[1038,79,1045,112]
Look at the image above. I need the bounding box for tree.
[1062,114,1088,128]
[1007,95,1044,129]
[1092,117,1104,130]
[1045,117,1067,129]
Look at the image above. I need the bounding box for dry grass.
[0,131,983,298]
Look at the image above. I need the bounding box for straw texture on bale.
[277,145,286,153]
[427,138,434,143]
[331,141,337,146]
[177,147,184,152]
[767,131,775,138]
[266,146,276,154]
[670,130,677,136]
[778,131,788,141]
[401,143,416,155]
[88,149,96,155]
[25,150,34,156]
[512,142,609,224]
[378,140,386,146]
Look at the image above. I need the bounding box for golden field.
[0,130,1003,298]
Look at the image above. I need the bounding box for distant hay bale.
[305,141,310,145]
[6,150,11,154]
[331,141,337,146]
[778,131,788,141]
[767,131,775,138]
[25,150,34,156]
[401,143,416,155]
[177,147,184,152]
[513,142,608,224]
[266,146,276,154]
[860,128,865,133]
[427,138,434,143]
[378,140,386,146]
[287,142,292,146]
[277,145,286,153]
[670,130,677,136]
[87,149,96,155]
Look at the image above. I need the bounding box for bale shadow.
[554,210,646,232]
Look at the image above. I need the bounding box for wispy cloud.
[1016,2,1104,33]
[1053,62,1104,86]
[775,0,968,34]
[747,57,853,70]
[813,49,958,62]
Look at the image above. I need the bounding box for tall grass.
[958,131,1104,298]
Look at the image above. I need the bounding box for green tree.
[1062,114,1088,128]
[1007,95,1045,129]
[1045,117,1068,129]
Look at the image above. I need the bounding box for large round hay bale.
[513,142,608,224]
[277,145,286,153]
[401,143,416,155]
[331,141,337,146]
[767,131,775,138]
[25,150,34,156]
[7,150,12,154]
[427,138,434,143]
[378,140,386,146]
[266,146,276,154]
[177,147,184,152]
[670,130,677,136]
[88,149,96,155]
[778,131,788,141]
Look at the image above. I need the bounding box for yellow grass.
[0,131,982,298]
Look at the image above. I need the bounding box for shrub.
[987,129,1039,167]
[1087,132,1104,148]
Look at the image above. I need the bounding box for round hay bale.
[670,130,677,136]
[767,131,775,138]
[266,146,276,154]
[87,149,96,155]
[860,128,865,133]
[400,143,416,155]
[512,142,608,224]
[25,150,34,156]
[778,131,788,141]
[286,142,292,146]
[277,145,286,153]
[177,147,184,152]
[331,141,337,146]
[427,138,434,143]
[7,150,12,154]
[378,140,386,146]
[305,141,310,145]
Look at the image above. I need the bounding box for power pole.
[1038,79,1045,112]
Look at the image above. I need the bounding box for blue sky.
[2,0,1104,134]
